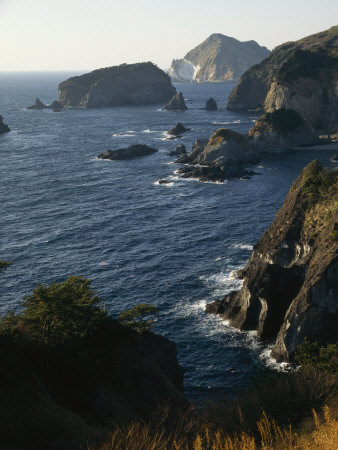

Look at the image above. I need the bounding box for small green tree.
[118,303,159,333]
[295,338,338,376]
[1,276,106,346]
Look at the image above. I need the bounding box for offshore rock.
[168,123,190,136]
[206,161,338,361]
[227,26,338,131]
[27,98,46,109]
[0,115,10,134]
[168,34,269,82]
[58,62,176,107]
[164,92,187,111]
[248,108,320,152]
[98,144,157,160]
[47,100,63,110]
[205,97,218,110]
[169,144,186,156]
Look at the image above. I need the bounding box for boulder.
[58,62,176,107]
[168,123,190,136]
[248,108,319,152]
[98,144,158,160]
[205,97,218,110]
[0,115,10,134]
[27,98,46,110]
[165,92,187,111]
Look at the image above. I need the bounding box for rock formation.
[206,160,338,361]
[58,62,176,108]
[205,97,218,110]
[248,108,319,152]
[227,26,338,131]
[168,123,190,136]
[165,92,187,111]
[169,144,186,156]
[168,34,269,82]
[0,115,10,134]
[98,144,157,160]
[27,98,45,110]
[175,129,260,182]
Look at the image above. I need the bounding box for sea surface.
[0,72,336,404]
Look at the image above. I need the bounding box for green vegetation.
[250,108,305,136]
[118,303,159,332]
[296,339,338,376]
[0,260,12,272]
[275,48,338,83]
[209,128,248,145]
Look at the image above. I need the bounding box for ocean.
[0,72,336,404]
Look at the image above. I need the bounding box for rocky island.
[0,115,10,134]
[206,160,338,361]
[227,26,338,131]
[98,144,157,160]
[168,34,270,82]
[164,92,187,110]
[58,62,176,108]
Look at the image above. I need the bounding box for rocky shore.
[206,160,338,361]
[98,144,157,160]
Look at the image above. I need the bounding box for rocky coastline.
[206,160,338,361]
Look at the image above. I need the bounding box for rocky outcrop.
[175,129,260,182]
[227,26,338,131]
[0,115,10,134]
[205,97,218,110]
[248,108,319,152]
[169,144,186,156]
[165,92,187,111]
[98,144,157,160]
[27,98,45,109]
[168,34,269,82]
[58,62,176,108]
[206,160,338,361]
[168,123,190,136]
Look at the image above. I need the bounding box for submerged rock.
[0,115,10,134]
[98,144,158,160]
[168,123,190,136]
[165,92,187,111]
[248,108,319,152]
[169,144,186,156]
[205,97,218,110]
[157,179,173,184]
[27,98,46,110]
[58,62,176,107]
[206,160,338,361]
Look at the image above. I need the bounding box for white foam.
[99,261,109,266]
[232,243,253,251]
[200,269,243,297]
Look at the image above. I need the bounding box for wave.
[232,243,253,251]
[200,269,243,298]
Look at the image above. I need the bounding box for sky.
[0,0,337,71]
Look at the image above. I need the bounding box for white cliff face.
[168,59,198,83]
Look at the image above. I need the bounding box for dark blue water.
[0,73,336,404]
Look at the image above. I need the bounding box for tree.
[118,303,159,332]
[1,276,106,346]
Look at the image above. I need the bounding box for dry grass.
[90,406,338,450]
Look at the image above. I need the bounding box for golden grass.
[90,406,338,450]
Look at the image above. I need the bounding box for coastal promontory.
[58,62,176,108]
[206,161,338,361]
[227,26,338,131]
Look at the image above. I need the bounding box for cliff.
[168,34,269,82]
[206,161,338,361]
[227,26,338,131]
[58,62,176,107]
[0,115,10,134]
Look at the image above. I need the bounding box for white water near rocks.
[0,73,337,404]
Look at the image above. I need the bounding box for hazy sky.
[0,0,337,71]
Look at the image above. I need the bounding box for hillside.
[168,34,269,82]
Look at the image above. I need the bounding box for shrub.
[295,339,338,376]
[118,303,159,332]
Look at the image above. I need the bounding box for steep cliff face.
[227,26,338,131]
[58,62,176,107]
[206,161,338,361]
[168,34,269,82]
[248,108,319,152]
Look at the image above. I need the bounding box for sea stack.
[164,92,187,111]
[168,123,190,136]
[27,98,46,110]
[58,62,176,108]
[205,97,218,110]
[0,115,10,134]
